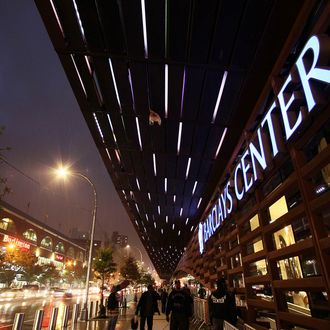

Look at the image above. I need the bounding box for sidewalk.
[71,301,169,330]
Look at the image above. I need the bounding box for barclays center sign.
[198,35,330,254]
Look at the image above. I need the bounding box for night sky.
[0,1,151,267]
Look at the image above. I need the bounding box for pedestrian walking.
[135,284,160,330]
[160,288,168,313]
[166,280,193,330]
[208,278,236,330]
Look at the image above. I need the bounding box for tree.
[39,263,61,286]
[93,247,116,317]
[120,256,140,284]
[5,248,39,283]
[0,250,15,287]
[0,126,11,200]
[138,271,155,287]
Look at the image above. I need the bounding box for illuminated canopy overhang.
[35,0,317,279]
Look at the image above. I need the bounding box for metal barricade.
[193,297,209,329]
[244,324,256,330]
[224,320,239,330]
[88,301,94,319]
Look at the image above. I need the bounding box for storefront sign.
[199,35,330,254]
[3,234,31,250]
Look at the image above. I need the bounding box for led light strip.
[135,117,143,150]
[108,59,122,111]
[165,64,168,118]
[93,113,104,142]
[212,71,228,123]
[215,127,228,158]
[177,122,182,155]
[71,54,87,96]
[107,114,117,143]
[140,0,148,58]
[153,153,157,176]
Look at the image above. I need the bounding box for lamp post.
[126,244,143,263]
[55,166,97,321]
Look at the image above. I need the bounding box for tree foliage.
[138,271,155,286]
[120,256,140,284]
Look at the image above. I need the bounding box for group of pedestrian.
[108,277,236,330]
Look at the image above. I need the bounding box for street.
[0,292,99,329]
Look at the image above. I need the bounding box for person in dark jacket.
[107,287,119,312]
[135,284,160,330]
[166,280,193,330]
[208,278,235,330]
[160,288,168,313]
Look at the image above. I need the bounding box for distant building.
[111,231,128,248]
[0,200,86,270]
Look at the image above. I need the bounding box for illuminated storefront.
[177,6,330,330]
[0,201,86,272]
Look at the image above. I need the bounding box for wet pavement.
[71,301,169,330]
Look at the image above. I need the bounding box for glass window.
[273,225,296,250]
[67,247,75,258]
[269,196,288,223]
[277,256,303,280]
[23,229,37,242]
[40,236,53,250]
[250,214,259,231]
[0,217,16,233]
[232,273,245,289]
[55,242,65,253]
[247,237,264,255]
[230,253,242,268]
[248,259,268,276]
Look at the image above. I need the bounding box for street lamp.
[55,165,97,321]
[126,244,143,263]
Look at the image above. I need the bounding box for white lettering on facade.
[198,35,330,254]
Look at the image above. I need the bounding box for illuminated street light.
[55,165,97,321]
[125,244,143,263]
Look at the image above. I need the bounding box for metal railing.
[193,297,257,330]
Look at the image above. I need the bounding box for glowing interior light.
[172,224,175,230]
[135,220,138,226]
[49,0,64,34]
[148,193,151,201]
[71,54,87,96]
[178,230,181,236]
[154,222,157,229]
[108,58,122,111]
[185,218,189,225]
[185,157,191,179]
[135,117,143,150]
[136,178,140,190]
[212,71,228,123]
[122,190,125,195]
[192,181,198,195]
[140,0,148,58]
[93,113,104,142]
[215,127,228,158]
[164,178,167,193]
[115,149,121,163]
[107,114,117,143]
[72,0,85,40]
[161,228,163,234]
[197,197,202,209]
[158,206,161,215]
[177,122,183,155]
[153,153,157,176]
[135,203,140,213]
[166,216,168,223]
[173,195,176,203]
[165,64,168,118]
[105,148,111,161]
[180,208,183,216]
